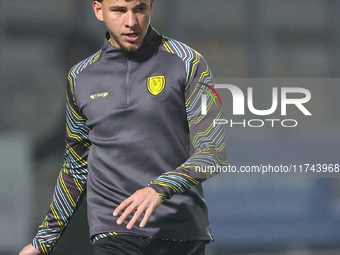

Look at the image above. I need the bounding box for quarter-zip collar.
[99,26,162,108]
[102,26,162,63]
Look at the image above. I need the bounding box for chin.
[124,44,140,52]
[121,38,143,52]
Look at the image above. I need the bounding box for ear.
[93,1,104,21]
[150,0,155,15]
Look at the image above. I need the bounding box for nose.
[124,11,137,28]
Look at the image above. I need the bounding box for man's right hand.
[19,244,46,255]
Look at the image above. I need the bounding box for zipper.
[124,54,132,107]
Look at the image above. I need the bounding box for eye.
[110,7,126,13]
[135,7,146,14]
[135,4,148,13]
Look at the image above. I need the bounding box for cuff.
[147,183,175,200]
[32,236,54,255]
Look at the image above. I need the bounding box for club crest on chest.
[147,76,166,96]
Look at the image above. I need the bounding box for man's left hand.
[113,187,162,229]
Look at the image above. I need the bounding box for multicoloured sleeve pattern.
[148,37,227,199]
[31,53,97,254]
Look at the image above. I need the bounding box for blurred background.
[1,0,340,254]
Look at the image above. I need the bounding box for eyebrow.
[109,2,149,11]
[136,2,148,8]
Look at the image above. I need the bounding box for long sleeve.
[148,39,227,199]
[32,68,91,254]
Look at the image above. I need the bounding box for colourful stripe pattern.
[31,34,227,249]
[32,51,101,254]
[148,36,227,199]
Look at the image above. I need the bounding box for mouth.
[124,33,139,42]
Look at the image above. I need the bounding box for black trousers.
[93,235,207,255]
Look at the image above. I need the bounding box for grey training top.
[32,26,227,254]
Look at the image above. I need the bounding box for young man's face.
[93,0,154,52]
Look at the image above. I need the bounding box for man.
[19,0,227,254]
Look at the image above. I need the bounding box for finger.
[139,207,153,228]
[116,202,139,225]
[113,198,133,217]
[126,207,145,229]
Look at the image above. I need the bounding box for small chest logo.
[147,76,166,96]
[90,92,109,99]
